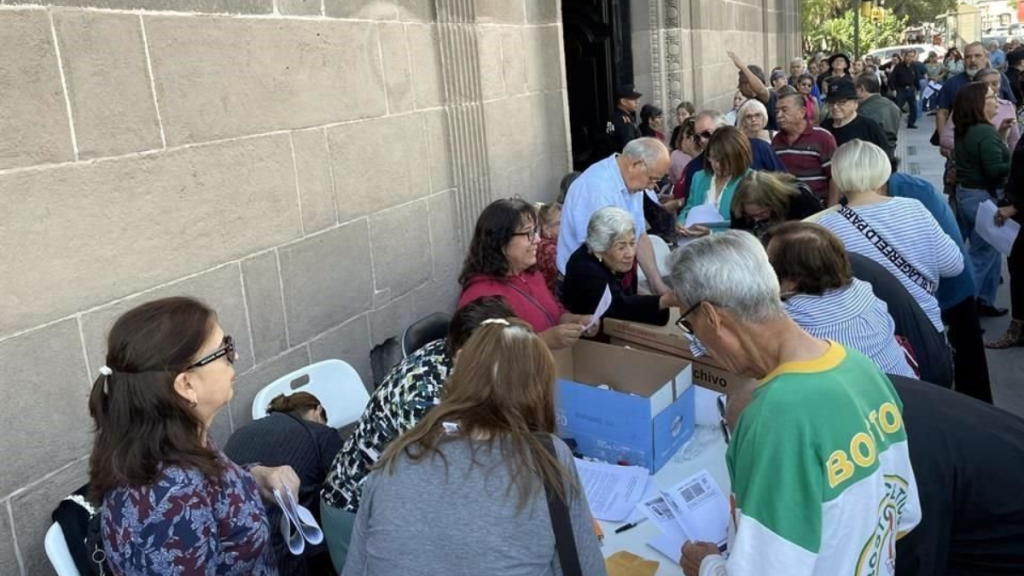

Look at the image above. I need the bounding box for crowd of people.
[61,42,1024,576]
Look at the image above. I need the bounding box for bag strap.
[837,205,938,295]
[282,411,323,469]
[505,280,559,327]
[538,435,584,576]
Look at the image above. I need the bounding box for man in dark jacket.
[889,50,920,129]
[607,85,643,152]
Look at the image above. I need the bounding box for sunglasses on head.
[186,335,236,370]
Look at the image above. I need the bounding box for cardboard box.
[553,340,695,473]
[603,310,756,395]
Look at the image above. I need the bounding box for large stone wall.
[632,0,802,117]
[0,1,568,573]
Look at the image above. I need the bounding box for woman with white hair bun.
[562,207,677,326]
[818,140,964,334]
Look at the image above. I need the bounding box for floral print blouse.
[101,447,276,576]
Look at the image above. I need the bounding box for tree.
[802,0,935,54]
[804,8,909,55]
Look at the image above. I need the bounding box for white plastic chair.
[250,359,369,429]
[44,523,80,576]
[637,234,673,285]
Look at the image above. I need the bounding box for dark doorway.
[562,0,634,171]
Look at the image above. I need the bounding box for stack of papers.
[637,470,729,563]
[574,458,654,522]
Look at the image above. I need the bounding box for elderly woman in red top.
[458,198,596,349]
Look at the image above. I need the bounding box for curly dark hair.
[458,198,537,288]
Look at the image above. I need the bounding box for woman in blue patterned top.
[88,297,301,576]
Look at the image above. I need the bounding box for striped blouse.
[784,279,916,378]
[818,197,964,332]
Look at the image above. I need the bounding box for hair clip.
[480,318,510,327]
[99,366,113,376]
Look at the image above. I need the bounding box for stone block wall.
[0,1,569,573]
[632,0,801,120]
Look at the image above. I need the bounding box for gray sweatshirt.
[342,434,608,576]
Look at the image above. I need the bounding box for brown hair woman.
[89,296,299,575]
[342,319,606,576]
[676,126,753,237]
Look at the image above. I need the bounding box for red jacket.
[458,272,564,333]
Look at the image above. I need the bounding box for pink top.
[669,150,693,185]
[458,271,565,333]
[940,98,1020,153]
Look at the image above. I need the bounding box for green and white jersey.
[700,342,921,576]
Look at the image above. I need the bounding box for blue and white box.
[553,340,695,473]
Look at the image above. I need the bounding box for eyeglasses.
[695,130,714,142]
[186,335,236,371]
[640,159,664,186]
[717,395,731,444]
[511,227,541,240]
[674,301,703,335]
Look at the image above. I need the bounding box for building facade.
[0,1,799,573]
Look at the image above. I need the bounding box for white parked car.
[866,44,936,63]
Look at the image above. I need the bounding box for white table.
[597,394,731,575]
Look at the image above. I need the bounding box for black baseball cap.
[826,78,858,102]
[615,85,643,100]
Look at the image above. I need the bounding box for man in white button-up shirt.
[556,137,672,295]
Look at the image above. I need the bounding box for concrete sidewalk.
[898,114,1022,417]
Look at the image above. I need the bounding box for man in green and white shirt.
[668,231,921,576]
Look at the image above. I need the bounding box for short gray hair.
[789,57,804,67]
[831,139,891,195]
[668,230,785,324]
[585,207,636,253]
[622,137,668,166]
[965,41,987,55]
[737,98,768,122]
[694,109,728,128]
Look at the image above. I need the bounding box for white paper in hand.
[976,200,1020,256]
[274,485,324,556]
[684,204,728,229]
[585,285,613,331]
[661,470,729,548]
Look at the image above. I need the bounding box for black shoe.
[977,302,1009,317]
[907,125,919,129]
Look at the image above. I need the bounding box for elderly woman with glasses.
[736,98,772,142]
[88,297,299,575]
[667,231,921,576]
[459,198,596,349]
[562,207,677,327]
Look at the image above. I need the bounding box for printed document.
[638,469,729,562]
[574,458,650,521]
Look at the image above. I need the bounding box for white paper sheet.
[647,532,685,564]
[661,470,730,547]
[637,495,690,542]
[684,204,729,229]
[575,458,651,521]
[625,478,661,524]
[585,285,613,331]
[976,200,1021,256]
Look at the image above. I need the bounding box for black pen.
[614,518,648,534]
